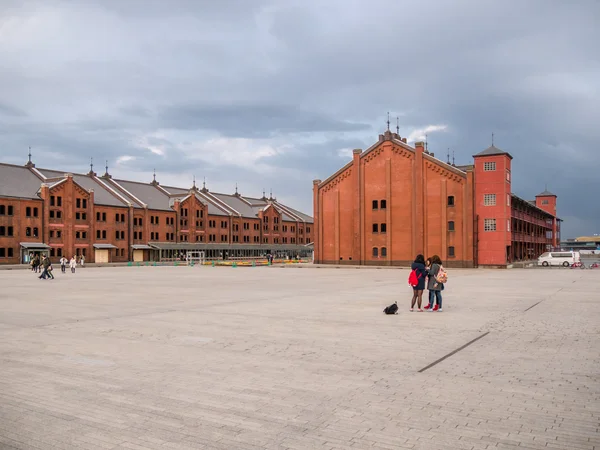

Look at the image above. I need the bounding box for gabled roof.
[4,163,313,222]
[211,193,257,218]
[0,163,43,200]
[473,145,513,160]
[35,168,131,208]
[535,189,556,197]
[109,178,168,210]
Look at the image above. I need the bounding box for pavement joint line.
[524,300,543,312]
[418,331,490,373]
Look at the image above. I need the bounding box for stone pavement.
[0,266,598,450]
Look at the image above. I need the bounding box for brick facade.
[0,161,313,265]
[314,131,559,267]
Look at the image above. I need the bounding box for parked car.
[538,251,581,267]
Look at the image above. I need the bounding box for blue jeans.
[429,290,442,308]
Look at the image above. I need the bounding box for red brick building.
[0,157,313,265]
[313,130,560,267]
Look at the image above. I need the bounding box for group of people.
[410,254,445,312]
[30,253,82,279]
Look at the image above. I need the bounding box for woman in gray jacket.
[425,254,444,312]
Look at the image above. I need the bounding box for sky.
[0,0,598,239]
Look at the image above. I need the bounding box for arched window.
[26,227,31,236]
[372,247,378,258]
[380,200,387,209]
[381,247,387,257]
[372,200,378,210]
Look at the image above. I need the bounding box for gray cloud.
[0,0,598,237]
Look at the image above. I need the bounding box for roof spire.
[25,146,35,168]
[193,175,196,189]
[105,160,108,174]
[396,116,399,134]
[492,132,494,146]
[153,168,156,182]
[235,182,238,195]
[452,150,455,166]
[386,112,390,131]
[201,176,208,193]
[425,134,428,152]
[90,157,93,172]
[447,148,450,164]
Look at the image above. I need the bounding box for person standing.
[426,255,444,312]
[70,256,77,273]
[409,254,428,312]
[60,256,68,273]
[79,254,85,267]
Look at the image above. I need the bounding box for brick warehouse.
[0,156,313,265]
[312,129,561,267]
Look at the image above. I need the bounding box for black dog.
[383,301,399,315]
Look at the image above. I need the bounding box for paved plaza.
[0,265,599,450]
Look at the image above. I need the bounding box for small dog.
[383,301,399,315]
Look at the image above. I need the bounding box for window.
[506,171,511,181]
[0,248,4,257]
[57,197,62,207]
[372,200,378,210]
[97,212,101,221]
[33,208,38,217]
[380,223,387,233]
[115,231,120,240]
[448,246,455,257]
[56,248,61,257]
[33,227,38,237]
[484,194,496,206]
[507,220,511,232]
[372,247,378,258]
[50,248,55,257]
[381,247,387,257]
[0,205,5,215]
[26,227,31,236]
[447,196,455,207]
[448,221,455,232]
[26,207,31,217]
[76,198,81,208]
[372,223,378,233]
[484,161,496,171]
[50,196,55,206]
[134,231,138,239]
[76,212,81,220]
[8,226,13,236]
[484,219,496,231]
[507,194,511,206]
[82,199,87,209]
[0,226,4,236]
[380,200,387,209]
[541,200,549,205]
[307,227,311,233]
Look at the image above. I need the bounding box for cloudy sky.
[1,0,598,238]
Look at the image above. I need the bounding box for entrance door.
[95,249,109,263]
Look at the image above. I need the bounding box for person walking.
[409,254,428,312]
[425,255,444,312]
[60,256,68,273]
[38,256,51,280]
[70,256,77,273]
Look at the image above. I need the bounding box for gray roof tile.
[0,164,42,199]
[473,145,513,159]
[110,179,171,210]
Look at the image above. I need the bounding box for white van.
[538,251,581,267]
